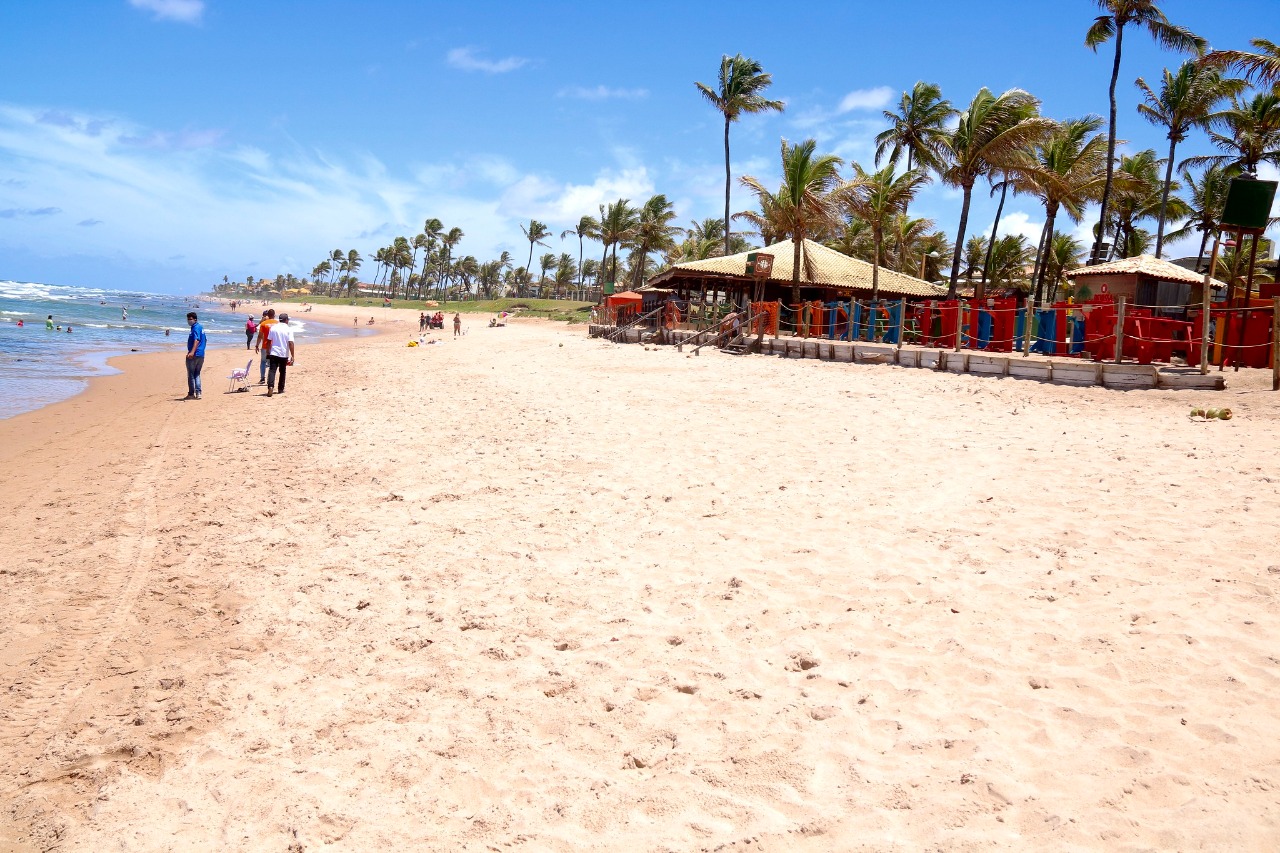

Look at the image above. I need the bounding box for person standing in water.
[122,307,128,321]
[46,315,53,330]
[184,311,207,400]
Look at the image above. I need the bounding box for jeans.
[186,355,204,396]
[267,355,288,392]
[246,331,254,349]
[260,352,269,382]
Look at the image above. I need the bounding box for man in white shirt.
[265,313,295,398]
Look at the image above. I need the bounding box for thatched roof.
[1067,255,1226,288]
[649,238,947,298]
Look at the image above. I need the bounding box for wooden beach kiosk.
[587,241,1239,390]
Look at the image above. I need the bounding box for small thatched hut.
[1067,255,1225,310]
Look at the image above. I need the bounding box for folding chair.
[227,360,252,392]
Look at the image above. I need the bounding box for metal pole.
[896,297,907,354]
[955,301,963,352]
[1200,230,1221,374]
[1113,296,1126,364]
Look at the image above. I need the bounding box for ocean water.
[0,281,353,420]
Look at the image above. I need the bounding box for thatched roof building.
[1067,254,1225,308]
[648,238,946,300]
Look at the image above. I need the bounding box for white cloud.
[500,167,654,225]
[837,86,894,113]
[445,47,528,74]
[991,210,1045,244]
[0,102,668,287]
[557,86,648,101]
[128,0,204,24]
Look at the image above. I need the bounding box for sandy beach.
[2,304,1279,850]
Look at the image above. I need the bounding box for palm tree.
[842,163,930,301]
[696,54,785,257]
[978,171,1029,297]
[1012,116,1109,304]
[1107,149,1189,260]
[985,234,1036,291]
[1044,232,1086,302]
[520,220,552,295]
[1201,38,1280,91]
[1166,163,1232,271]
[1085,0,1205,265]
[1135,60,1243,257]
[538,252,557,296]
[962,235,989,288]
[628,194,682,289]
[554,252,576,297]
[874,81,956,174]
[440,227,464,300]
[941,87,1055,298]
[597,199,638,289]
[1181,92,1280,176]
[740,138,844,303]
[409,233,428,297]
[561,215,599,291]
[345,250,362,298]
[422,218,443,294]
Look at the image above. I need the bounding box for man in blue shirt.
[184,311,207,400]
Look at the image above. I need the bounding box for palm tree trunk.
[871,231,882,303]
[791,234,803,305]
[1091,20,1124,265]
[600,241,611,295]
[1155,135,1178,258]
[1195,226,1212,273]
[1030,218,1050,299]
[577,235,584,289]
[947,183,975,299]
[980,180,1008,300]
[722,115,732,258]
[1035,208,1058,307]
[525,243,535,298]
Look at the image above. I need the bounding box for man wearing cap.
[264,313,295,398]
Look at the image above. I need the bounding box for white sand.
[1,305,1278,850]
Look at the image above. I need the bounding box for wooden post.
[774,299,781,341]
[1022,298,1033,357]
[1200,230,1221,374]
[1236,232,1261,371]
[896,297,907,354]
[955,302,963,352]
[1113,296,1127,364]
[1272,297,1279,391]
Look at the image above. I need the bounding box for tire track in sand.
[0,408,176,790]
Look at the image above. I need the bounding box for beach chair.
[227,359,252,392]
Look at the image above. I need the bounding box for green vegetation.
[278,295,594,323]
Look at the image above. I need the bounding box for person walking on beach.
[452,313,461,337]
[254,309,277,384]
[245,315,257,349]
[184,311,207,400]
[264,313,295,398]
[419,312,426,333]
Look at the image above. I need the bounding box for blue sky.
[0,0,1275,293]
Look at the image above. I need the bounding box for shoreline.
[0,304,373,423]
